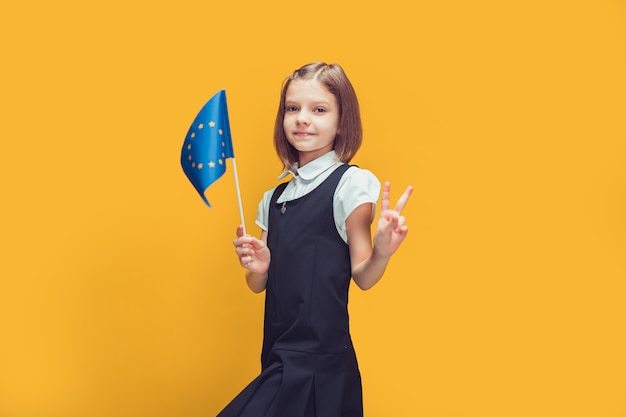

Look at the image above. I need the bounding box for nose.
[296,111,310,125]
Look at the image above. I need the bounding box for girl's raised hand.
[373,182,413,258]
[233,225,271,274]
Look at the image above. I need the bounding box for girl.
[218,62,412,417]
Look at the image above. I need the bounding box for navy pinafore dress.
[217,164,363,417]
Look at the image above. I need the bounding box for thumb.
[387,213,400,231]
[379,211,398,232]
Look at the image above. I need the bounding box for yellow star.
[198,123,204,129]
[209,121,216,127]
[192,162,196,168]
[187,144,192,150]
[188,155,192,160]
[197,163,203,169]
[218,129,223,135]
[209,161,216,168]
[191,132,195,138]
[219,159,223,165]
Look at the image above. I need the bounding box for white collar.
[276,151,341,181]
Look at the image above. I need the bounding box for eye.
[314,107,327,113]
[285,105,299,112]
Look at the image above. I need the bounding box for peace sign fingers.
[381,182,413,214]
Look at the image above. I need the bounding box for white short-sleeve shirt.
[256,151,380,243]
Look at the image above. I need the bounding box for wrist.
[372,245,393,262]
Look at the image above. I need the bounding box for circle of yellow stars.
[186,120,227,170]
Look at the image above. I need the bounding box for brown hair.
[273,62,362,169]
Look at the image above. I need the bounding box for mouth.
[293,132,314,137]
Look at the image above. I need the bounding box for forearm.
[351,247,392,290]
[246,271,268,293]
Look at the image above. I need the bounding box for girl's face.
[283,79,339,166]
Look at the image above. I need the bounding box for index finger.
[381,182,391,211]
[394,186,413,213]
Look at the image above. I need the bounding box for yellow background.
[1,0,625,416]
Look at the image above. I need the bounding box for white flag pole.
[231,157,246,235]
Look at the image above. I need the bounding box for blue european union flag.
[181,90,234,207]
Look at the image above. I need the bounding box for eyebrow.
[284,99,333,107]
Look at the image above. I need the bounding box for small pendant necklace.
[281,202,287,215]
